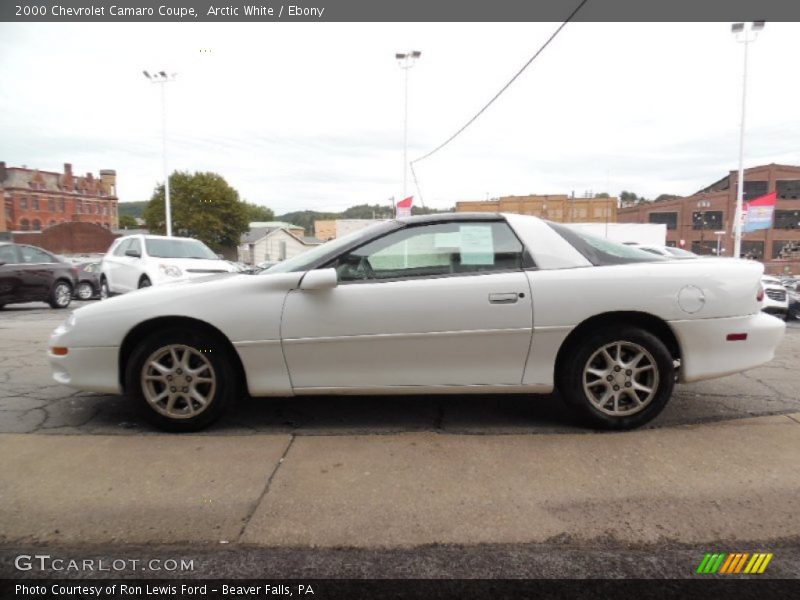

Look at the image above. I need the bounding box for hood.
[73,271,304,321]
[153,257,234,272]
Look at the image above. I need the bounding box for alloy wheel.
[54,283,72,307]
[582,341,659,416]
[77,282,93,300]
[140,344,217,419]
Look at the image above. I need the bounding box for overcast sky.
[1,22,798,214]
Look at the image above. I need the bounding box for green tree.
[118,214,138,229]
[654,194,682,203]
[143,171,249,250]
[242,201,275,223]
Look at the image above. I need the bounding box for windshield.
[264,223,393,274]
[145,238,218,259]
[548,222,665,265]
[664,246,697,258]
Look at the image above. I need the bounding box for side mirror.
[0,260,6,267]
[300,268,338,291]
[125,249,141,258]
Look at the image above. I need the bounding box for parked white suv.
[761,276,789,320]
[100,235,235,298]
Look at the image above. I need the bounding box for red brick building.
[617,164,800,275]
[1,162,119,233]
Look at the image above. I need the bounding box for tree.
[654,194,682,203]
[143,171,250,250]
[242,201,275,223]
[118,214,138,229]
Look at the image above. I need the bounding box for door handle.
[489,293,520,304]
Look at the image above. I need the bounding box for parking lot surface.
[0,302,798,578]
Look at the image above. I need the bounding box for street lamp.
[143,70,177,237]
[731,21,765,259]
[396,50,421,199]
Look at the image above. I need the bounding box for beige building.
[456,194,618,223]
[314,219,389,242]
[238,225,321,265]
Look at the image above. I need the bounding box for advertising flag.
[742,191,777,232]
[396,196,413,218]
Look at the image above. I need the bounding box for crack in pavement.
[236,435,296,543]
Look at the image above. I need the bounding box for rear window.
[145,238,218,259]
[548,222,664,266]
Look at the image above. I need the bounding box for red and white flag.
[396,196,413,218]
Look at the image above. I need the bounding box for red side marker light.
[756,287,764,302]
[726,333,748,342]
[51,347,69,355]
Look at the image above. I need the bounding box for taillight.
[756,286,764,302]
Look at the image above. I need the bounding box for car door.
[281,219,534,390]
[0,244,22,304]
[103,238,130,293]
[117,237,143,291]
[17,245,60,301]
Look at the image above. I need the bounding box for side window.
[20,246,55,264]
[128,238,142,256]
[0,245,19,264]
[329,221,525,282]
[113,239,132,257]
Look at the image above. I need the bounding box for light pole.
[395,50,421,200]
[143,70,177,237]
[731,21,764,259]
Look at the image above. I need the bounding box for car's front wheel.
[125,329,238,432]
[139,276,152,289]
[558,326,675,430]
[48,280,73,309]
[76,281,94,300]
[99,277,110,300]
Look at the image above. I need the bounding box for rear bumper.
[670,312,785,383]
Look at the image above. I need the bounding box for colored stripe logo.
[696,552,773,574]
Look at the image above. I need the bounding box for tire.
[138,276,152,289]
[100,277,110,300]
[557,326,675,430]
[76,281,95,300]
[48,280,73,309]
[125,328,238,432]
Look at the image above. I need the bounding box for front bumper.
[670,312,785,383]
[49,327,122,394]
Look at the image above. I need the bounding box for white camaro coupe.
[48,213,785,432]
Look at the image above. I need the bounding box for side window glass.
[20,246,54,263]
[113,239,132,256]
[0,245,19,264]
[128,239,142,255]
[331,221,524,282]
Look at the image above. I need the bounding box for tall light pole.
[395,51,421,199]
[731,21,764,259]
[143,70,177,237]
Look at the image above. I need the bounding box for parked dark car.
[0,242,78,309]
[75,262,101,300]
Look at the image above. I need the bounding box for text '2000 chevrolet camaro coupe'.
[48,214,785,431]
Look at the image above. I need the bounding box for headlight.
[159,264,182,278]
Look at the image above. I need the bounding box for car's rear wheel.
[125,329,238,432]
[557,326,674,430]
[76,281,94,300]
[48,280,73,309]
[139,276,151,289]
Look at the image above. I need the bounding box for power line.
[410,0,591,204]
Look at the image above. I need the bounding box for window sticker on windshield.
[460,225,494,265]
